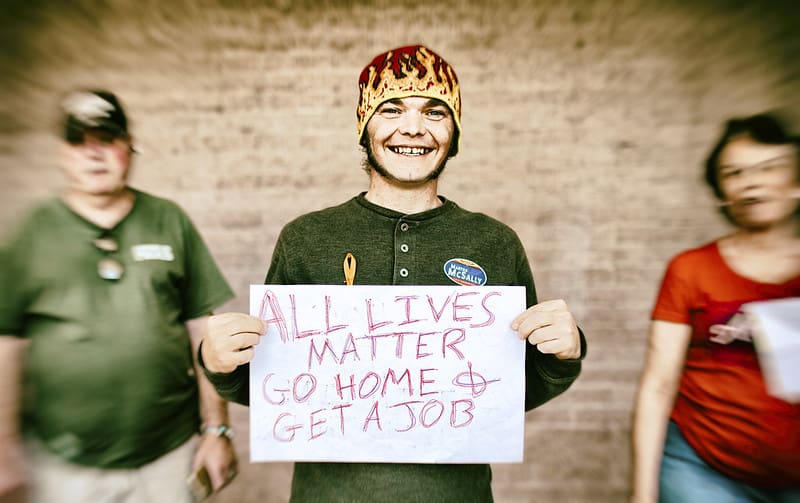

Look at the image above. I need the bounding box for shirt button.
[400,223,409,232]
[400,244,409,253]
[399,268,409,277]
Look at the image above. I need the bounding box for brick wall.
[1,1,798,501]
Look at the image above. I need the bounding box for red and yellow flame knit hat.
[357,45,462,155]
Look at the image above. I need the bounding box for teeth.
[391,146,430,155]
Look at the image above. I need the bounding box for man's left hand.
[512,299,581,360]
[192,433,237,493]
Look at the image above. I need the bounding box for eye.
[719,168,742,179]
[425,108,448,120]
[758,161,790,172]
[378,106,402,116]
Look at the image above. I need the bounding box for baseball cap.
[62,90,130,144]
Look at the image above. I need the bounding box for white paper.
[743,297,800,403]
[248,284,526,463]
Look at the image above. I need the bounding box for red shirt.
[653,241,800,487]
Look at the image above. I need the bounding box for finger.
[513,310,556,337]
[528,324,581,359]
[203,334,257,373]
[511,299,568,329]
[210,312,266,336]
[519,310,577,336]
[534,335,577,358]
[533,337,562,355]
[525,324,563,346]
[215,461,238,490]
[526,310,576,341]
[229,332,261,351]
[231,347,255,366]
[206,465,227,492]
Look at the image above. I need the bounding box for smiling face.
[363,96,455,186]
[717,135,799,230]
[60,128,133,199]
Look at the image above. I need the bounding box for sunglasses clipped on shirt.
[94,235,124,281]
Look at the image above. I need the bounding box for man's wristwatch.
[201,424,234,439]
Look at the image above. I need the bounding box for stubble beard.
[362,142,449,185]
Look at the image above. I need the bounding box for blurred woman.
[631,114,800,502]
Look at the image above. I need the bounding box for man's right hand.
[201,313,266,374]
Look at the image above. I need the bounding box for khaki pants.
[28,437,197,503]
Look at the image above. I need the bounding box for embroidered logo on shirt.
[131,244,175,262]
[443,258,487,286]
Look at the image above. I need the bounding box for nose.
[81,137,105,158]
[737,165,771,192]
[398,110,424,137]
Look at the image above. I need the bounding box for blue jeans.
[660,420,800,503]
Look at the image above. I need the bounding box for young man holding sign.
[201,45,586,501]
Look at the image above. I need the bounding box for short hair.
[704,113,799,199]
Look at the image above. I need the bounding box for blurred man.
[0,90,237,502]
[200,45,586,502]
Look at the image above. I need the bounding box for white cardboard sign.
[248,284,526,463]
[744,297,800,403]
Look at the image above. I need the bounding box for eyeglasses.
[94,235,124,281]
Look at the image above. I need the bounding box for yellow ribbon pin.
[343,253,356,286]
